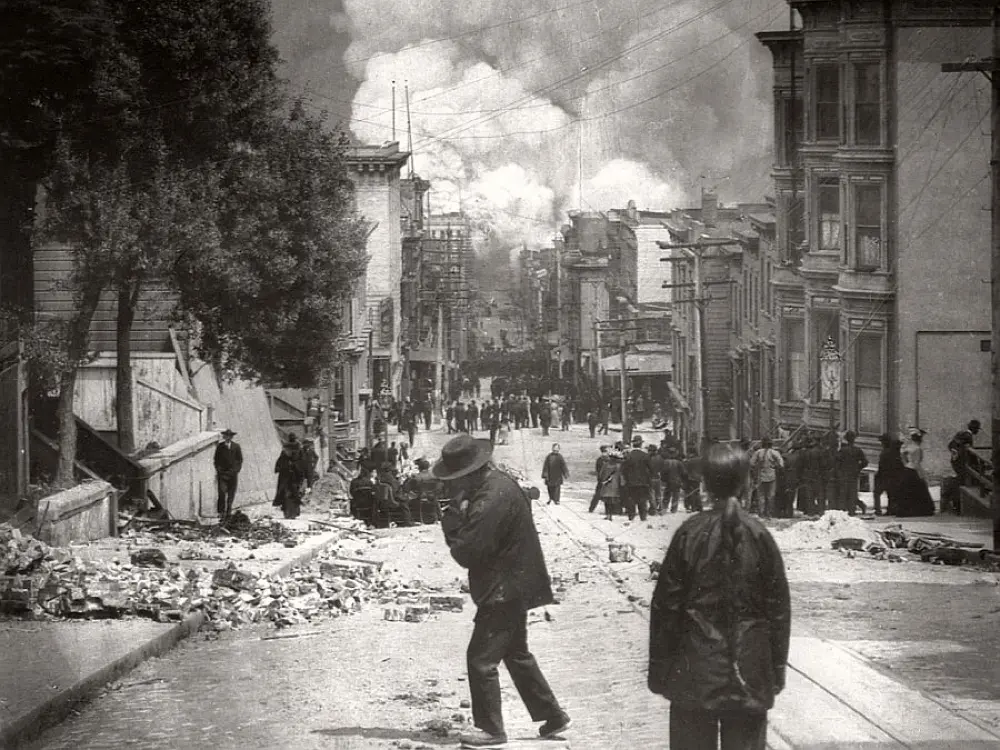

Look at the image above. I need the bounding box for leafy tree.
[173,104,369,388]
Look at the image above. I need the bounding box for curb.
[1,528,342,750]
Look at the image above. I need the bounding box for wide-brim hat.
[221,428,237,437]
[432,435,494,480]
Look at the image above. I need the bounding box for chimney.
[701,190,718,228]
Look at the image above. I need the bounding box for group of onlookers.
[584,431,702,522]
[444,395,578,444]
[348,442,444,528]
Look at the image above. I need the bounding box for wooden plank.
[789,637,1000,745]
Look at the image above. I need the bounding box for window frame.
[783,316,807,402]
[816,178,842,253]
[853,333,885,435]
[851,179,886,271]
[813,63,841,141]
[852,61,882,146]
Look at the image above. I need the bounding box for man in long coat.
[213,429,243,523]
[435,435,570,748]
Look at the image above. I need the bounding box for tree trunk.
[55,283,103,487]
[115,275,140,454]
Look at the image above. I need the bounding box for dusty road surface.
[23,420,1000,748]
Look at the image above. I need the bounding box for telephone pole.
[943,8,1000,550]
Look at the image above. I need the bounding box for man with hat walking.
[435,434,570,749]
[213,429,243,523]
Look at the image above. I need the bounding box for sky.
[269,0,788,251]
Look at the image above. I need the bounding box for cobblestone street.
[23,424,676,750]
[21,421,1000,749]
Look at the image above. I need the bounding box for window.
[815,65,840,140]
[818,180,841,251]
[854,63,881,145]
[855,184,882,269]
[855,335,883,434]
[780,96,804,165]
[787,194,805,263]
[784,318,806,401]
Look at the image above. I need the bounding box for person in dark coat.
[599,403,611,435]
[589,445,611,512]
[874,434,905,516]
[446,402,456,434]
[539,400,552,436]
[541,443,569,505]
[621,436,652,521]
[403,457,444,523]
[682,450,703,512]
[530,397,540,428]
[301,439,320,489]
[834,431,868,516]
[467,400,480,435]
[274,436,305,519]
[661,449,686,513]
[648,444,665,515]
[649,443,791,750]
[435,435,570,748]
[213,428,243,523]
[587,409,599,438]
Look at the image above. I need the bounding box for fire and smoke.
[271,0,785,251]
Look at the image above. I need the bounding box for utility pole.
[943,8,1000,550]
[619,333,630,444]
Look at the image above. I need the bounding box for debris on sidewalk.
[770,511,881,550]
[609,542,634,563]
[0,520,468,628]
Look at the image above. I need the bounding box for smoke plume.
[271,0,785,251]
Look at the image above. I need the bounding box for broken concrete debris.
[0,521,466,629]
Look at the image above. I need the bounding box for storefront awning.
[667,381,692,414]
[600,350,672,375]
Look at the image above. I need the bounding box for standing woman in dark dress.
[274,436,305,519]
[649,443,791,750]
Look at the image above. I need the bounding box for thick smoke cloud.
[271,0,785,251]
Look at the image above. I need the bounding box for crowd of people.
[577,421,961,523]
[346,439,445,528]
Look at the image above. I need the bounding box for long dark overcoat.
[443,469,553,612]
[648,506,791,713]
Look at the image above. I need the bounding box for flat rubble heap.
[0,520,465,631]
[770,510,998,568]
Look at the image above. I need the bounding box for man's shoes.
[460,729,508,748]
[539,711,571,738]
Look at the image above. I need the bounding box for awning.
[667,381,692,414]
[600,350,672,375]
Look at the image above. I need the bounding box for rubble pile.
[0,522,468,630]
[770,511,881,551]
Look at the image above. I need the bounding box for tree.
[173,104,369,388]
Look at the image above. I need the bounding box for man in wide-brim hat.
[213,429,243,523]
[434,435,570,749]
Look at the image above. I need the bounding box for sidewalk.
[0,509,346,750]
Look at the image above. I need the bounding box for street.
[17,421,1000,749]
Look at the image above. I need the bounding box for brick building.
[757,0,992,477]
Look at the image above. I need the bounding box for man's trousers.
[669,705,768,750]
[622,485,649,521]
[467,605,562,736]
[217,474,238,518]
[546,484,561,505]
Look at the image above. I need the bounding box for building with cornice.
[757,0,992,477]
[344,143,409,404]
